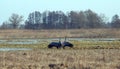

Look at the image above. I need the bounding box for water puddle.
[0,48,32,51]
[0,38,119,44]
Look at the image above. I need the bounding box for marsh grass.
[0,39,119,69]
[0,29,120,69]
[0,49,119,69]
[0,40,120,49]
[72,40,120,49]
[0,29,120,38]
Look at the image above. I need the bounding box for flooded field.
[0,38,120,44]
[0,38,119,69]
[0,38,119,50]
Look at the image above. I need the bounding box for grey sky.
[0,0,120,24]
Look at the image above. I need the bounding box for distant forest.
[1,9,120,29]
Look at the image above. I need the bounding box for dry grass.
[0,29,120,69]
[0,49,120,69]
[0,29,120,39]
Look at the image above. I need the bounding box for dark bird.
[48,39,62,49]
[62,41,73,49]
[48,37,74,49]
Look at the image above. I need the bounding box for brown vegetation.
[0,29,120,39]
[0,29,120,69]
[0,49,120,69]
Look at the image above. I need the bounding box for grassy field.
[0,40,119,69]
[0,49,120,69]
[0,29,120,69]
[0,29,120,38]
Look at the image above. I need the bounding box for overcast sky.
[0,0,120,24]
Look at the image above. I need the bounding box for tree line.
[1,9,120,29]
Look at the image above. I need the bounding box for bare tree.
[0,21,9,29]
[9,13,23,29]
[111,14,120,28]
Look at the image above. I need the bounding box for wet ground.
[0,38,119,44]
[0,38,119,51]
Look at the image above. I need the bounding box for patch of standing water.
[0,38,120,44]
[7,41,37,44]
[0,39,38,44]
[0,48,32,51]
